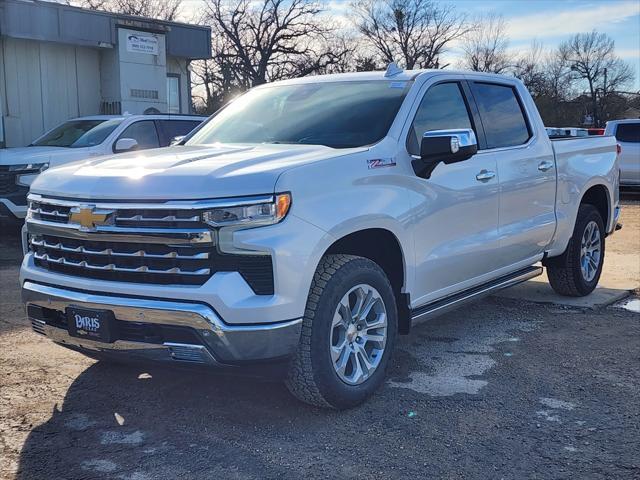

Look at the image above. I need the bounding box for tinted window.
[471,83,531,148]
[615,123,640,143]
[32,119,122,148]
[117,121,159,150]
[408,82,473,155]
[157,120,202,146]
[186,81,410,149]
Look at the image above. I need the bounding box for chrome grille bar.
[34,252,211,276]
[27,218,214,245]
[31,238,210,260]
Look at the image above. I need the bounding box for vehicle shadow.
[15,361,328,479]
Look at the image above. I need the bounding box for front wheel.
[547,204,605,297]
[285,254,397,409]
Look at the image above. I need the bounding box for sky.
[326,0,640,89]
[185,0,640,89]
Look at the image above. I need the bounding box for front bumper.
[22,281,302,367]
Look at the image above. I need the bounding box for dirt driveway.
[1,197,638,480]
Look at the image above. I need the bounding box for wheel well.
[581,185,609,227]
[325,229,410,334]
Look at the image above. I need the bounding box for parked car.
[20,68,620,409]
[604,119,640,187]
[0,114,205,218]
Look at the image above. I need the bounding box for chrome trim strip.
[116,214,201,223]
[28,193,275,211]
[22,282,303,363]
[26,218,214,244]
[411,266,543,325]
[33,252,211,275]
[31,238,210,260]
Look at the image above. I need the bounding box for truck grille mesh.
[0,167,19,195]
[28,198,274,294]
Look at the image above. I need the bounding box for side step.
[410,266,543,326]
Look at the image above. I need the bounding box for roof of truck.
[264,69,520,87]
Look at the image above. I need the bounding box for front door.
[404,81,501,307]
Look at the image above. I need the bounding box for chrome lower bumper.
[22,281,302,366]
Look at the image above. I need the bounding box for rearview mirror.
[114,138,138,153]
[411,129,478,178]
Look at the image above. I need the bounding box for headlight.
[9,163,49,173]
[202,193,291,228]
[12,163,49,187]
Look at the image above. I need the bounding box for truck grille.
[27,196,274,294]
[0,168,19,195]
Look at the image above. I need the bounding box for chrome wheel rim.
[330,284,388,386]
[580,220,601,282]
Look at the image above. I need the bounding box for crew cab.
[0,114,204,219]
[20,67,620,409]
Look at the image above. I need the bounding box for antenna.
[384,62,403,77]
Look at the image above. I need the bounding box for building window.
[167,75,180,114]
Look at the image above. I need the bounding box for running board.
[410,266,543,326]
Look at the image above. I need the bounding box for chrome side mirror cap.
[412,128,478,178]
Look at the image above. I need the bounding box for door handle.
[538,160,554,172]
[476,170,496,182]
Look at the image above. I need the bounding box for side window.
[615,123,640,143]
[116,121,160,151]
[470,82,531,149]
[407,82,473,156]
[156,120,202,146]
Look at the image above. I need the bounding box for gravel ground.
[0,198,638,480]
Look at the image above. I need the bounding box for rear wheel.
[547,204,605,297]
[285,254,397,409]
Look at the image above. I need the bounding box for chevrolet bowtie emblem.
[69,205,114,230]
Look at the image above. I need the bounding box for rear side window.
[407,82,474,156]
[156,120,202,146]
[615,123,640,143]
[471,82,531,149]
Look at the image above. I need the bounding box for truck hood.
[0,146,80,166]
[30,144,363,200]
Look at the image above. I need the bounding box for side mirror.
[114,138,138,153]
[170,135,185,146]
[412,129,478,178]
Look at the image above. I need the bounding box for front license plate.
[66,306,115,343]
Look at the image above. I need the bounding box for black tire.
[546,204,605,297]
[285,254,398,409]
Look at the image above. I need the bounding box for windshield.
[186,81,411,149]
[32,119,122,148]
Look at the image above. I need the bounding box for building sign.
[126,34,158,55]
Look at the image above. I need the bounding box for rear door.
[468,80,556,268]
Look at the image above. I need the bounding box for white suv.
[0,114,205,218]
[604,119,640,187]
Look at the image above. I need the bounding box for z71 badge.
[367,158,396,169]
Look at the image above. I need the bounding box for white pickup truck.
[20,67,620,409]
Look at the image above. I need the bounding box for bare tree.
[70,0,182,21]
[203,0,350,87]
[352,0,470,69]
[559,30,634,126]
[460,13,512,73]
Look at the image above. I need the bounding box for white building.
[0,0,211,147]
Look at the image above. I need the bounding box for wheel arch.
[323,228,411,334]
[580,183,610,228]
